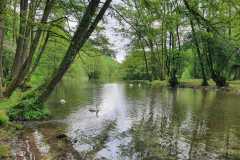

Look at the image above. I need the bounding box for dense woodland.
[118,0,240,87]
[0,0,240,121]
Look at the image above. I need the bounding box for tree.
[0,0,6,97]
[4,0,56,97]
[8,0,112,120]
[189,18,208,86]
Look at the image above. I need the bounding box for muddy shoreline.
[1,121,83,160]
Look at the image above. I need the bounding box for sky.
[103,0,130,62]
[67,0,130,63]
[15,0,129,62]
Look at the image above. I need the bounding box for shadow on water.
[15,82,240,160]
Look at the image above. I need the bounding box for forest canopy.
[117,0,240,87]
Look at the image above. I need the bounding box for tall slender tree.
[0,0,6,97]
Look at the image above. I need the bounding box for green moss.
[0,111,9,125]
[0,91,23,110]
[8,92,50,121]
[0,144,11,159]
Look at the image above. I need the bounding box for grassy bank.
[0,92,24,159]
[0,92,23,125]
[151,79,240,94]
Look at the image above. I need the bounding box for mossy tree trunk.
[0,0,6,97]
[38,0,112,102]
[11,0,29,77]
[7,0,110,120]
[4,0,55,97]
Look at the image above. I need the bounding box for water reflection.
[47,83,240,160]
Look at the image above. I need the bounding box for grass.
[0,90,24,125]
[229,80,240,90]
[0,144,11,159]
[0,91,23,109]
[179,79,215,87]
[151,79,240,93]
[151,80,168,87]
[0,78,45,123]
[0,111,9,125]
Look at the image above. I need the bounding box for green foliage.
[116,0,240,87]
[121,51,149,80]
[0,144,11,159]
[7,92,49,121]
[77,42,120,82]
[6,40,119,121]
[181,68,192,80]
[0,111,8,125]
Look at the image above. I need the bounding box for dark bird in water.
[88,108,99,112]
[89,104,100,117]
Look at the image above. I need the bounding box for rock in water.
[56,134,68,139]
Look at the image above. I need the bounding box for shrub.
[7,92,49,121]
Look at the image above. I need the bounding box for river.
[12,81,240,160]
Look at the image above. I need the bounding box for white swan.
[60,99,66,104]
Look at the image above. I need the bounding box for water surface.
[19,82,240,159]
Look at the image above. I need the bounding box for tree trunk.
[11,0,28,77]
[28,31,50,79]
[0,0,6,97]
[206,28,227,87]
[12,0,17,43]
[190,19,208,86]
[148,39,158,80]
[168,31,178,87]
[4,0,55,97]
[138,37,151,80]
[228,5,232,39]
[176,25,181,74]
[21,0,36,63]
[38,0,112,102]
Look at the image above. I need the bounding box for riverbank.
[0,92,23,124]
[151,79,240,94]
[0,123,23,159]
